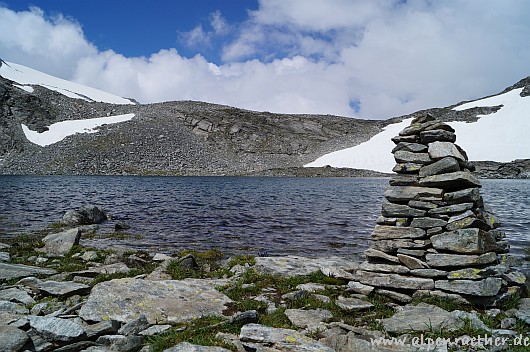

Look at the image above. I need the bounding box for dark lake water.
[0,176,528,258]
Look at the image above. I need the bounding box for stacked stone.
[355,114,525,306]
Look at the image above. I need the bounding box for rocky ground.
[1,205,529,352]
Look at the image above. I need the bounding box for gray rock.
[412,290,469,305]
[447,266,504,280]
[381,303,459,333]
[336,296,374,311]
[296,283,326,293]
[428,141,464,161]
[425,252,497,268]
[419,171,480,188]
[239,323,334,351]
[449,310,491,332]
[384,186,443,202]
[514,298,530,324]
[0,300,29,315]
[420,129,456,143]
[363,249,400,263]
[164,342,232,351]
[139,324,172,336]
[435,278,503,296]
[118,314,149,336]
[394,151,431,164]
[80,251,98,261]
[36,280,90,297]
[28,315,85,342]
[355,270,434,290]
[84,320,120,338]
[501,317,517,329]
[427,227,443,236]
[410,269,447,278]
[410,217,447,228]
[408,200,438,209]
[0,263,56,282]
[399,120,438,136]
[502,270,527,285]
[230,310,259,325]
[478,207,502,229]
[371,225,425,240]
[389,174,419,186]
[0,324,29,352]
[0,287,35,305]
[62,205,107,226]
[375,289,412,303]
[443,187,480,204]
[381,202,426,218]
[419,156,460,177]
[431,229,498,254]
[372,239,430,253]
[392,163,423,173]
[41,228,82,257]
[397,248,426,257]
[358,261,410,274]
[0,252,10,262]
[96,335,144,352]
[392,142,428,153]
[253,256,357,278]
[284,308,333,329]
[152,253,172,261]
[78,278,232,324]
[346,281,374,295]
[397,254,429,269]
[428,203,474,216]
[322,331,419,352]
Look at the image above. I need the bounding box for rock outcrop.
[356,114,525,306]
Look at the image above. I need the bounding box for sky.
[0,0,529,120]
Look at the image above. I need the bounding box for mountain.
[0,61,528,177]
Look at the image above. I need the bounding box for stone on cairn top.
[355,114,525,307]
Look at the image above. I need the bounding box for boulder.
[41,228,82,257]
[62,205,107,226]
[78,278,232,324]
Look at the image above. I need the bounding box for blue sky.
[1,1,530,119]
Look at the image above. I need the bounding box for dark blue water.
[0,176,528,257]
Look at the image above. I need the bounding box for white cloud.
[1,1,530,119]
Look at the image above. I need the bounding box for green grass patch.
[411,295,473,312]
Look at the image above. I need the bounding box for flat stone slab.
[514,298,530,324]
[355,271,434,290]
[435,278,503,297]
[239,323,334,352]
[28,315,85,342]
[336,296,374,311]
[371,225,425,240]
[381,303,463,333]
[253,256,358,278]
[0,263,57,282]
[419,171,481,188]
[41,228,82,256]
[0,324,29,352]
[384,186,443,202]
[431,229,498,254]
[426,252,497,268]
[164,342,232,351]
[78,278,232,324]
[0,287,35,305]
[36,281,90,297]
[284,308,333,329]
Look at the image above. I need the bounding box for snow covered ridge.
[0,61,134,105]
[21,114,135,147]
[305,88,530,173]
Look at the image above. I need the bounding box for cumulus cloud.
[1,1,530,119]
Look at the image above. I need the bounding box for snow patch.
[13,84,34,93]
[22,114,135,147]
[0,61,134,104]
[305,88,530,172]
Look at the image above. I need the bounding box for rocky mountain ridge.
[0,70,528,177]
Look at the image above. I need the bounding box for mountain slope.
[0,61,528,177]
[306,82,530,173]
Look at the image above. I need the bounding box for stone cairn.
[356,114,525,306]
